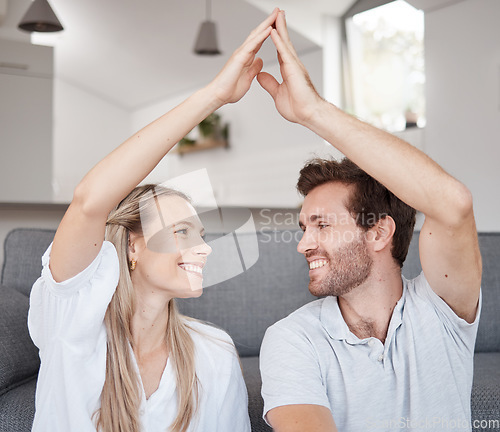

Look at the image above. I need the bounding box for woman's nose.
[195,238,212,256]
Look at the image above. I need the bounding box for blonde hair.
[94,185,199,432]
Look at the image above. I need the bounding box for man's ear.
[366,216,396,253]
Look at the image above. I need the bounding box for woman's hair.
[94,184,199,432]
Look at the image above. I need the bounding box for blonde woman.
[27,9,281,432]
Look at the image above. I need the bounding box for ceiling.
[7,0,466,111]
[26,0,358,111]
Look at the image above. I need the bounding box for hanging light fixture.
[18,0,64,33]
[194,0,221,55]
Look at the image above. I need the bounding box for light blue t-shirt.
[260,272,481,431]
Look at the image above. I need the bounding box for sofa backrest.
[1,228,56,297]
[0,228,49,396]
[469,233,500,352]
[1,228,499,357]
[0,284,40,396]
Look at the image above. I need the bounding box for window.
[345,0,425,132]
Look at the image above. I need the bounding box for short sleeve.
[413,272,481,356]
[260,323,331,425]
[28,241,120,355]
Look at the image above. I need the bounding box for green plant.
[178,137,196,147]
[198,113,221,138]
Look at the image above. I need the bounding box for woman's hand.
[257,10,325,125]
[208,8,279,106]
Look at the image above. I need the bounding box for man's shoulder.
[267,298,327,336]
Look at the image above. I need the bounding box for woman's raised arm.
[50,8,279,282]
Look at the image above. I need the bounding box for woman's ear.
[367,216,396,252]
[128,232,139,256]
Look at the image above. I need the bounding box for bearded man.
[258,10,482,432]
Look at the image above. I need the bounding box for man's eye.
[318,224,329,229]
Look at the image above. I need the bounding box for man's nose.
[297,228,318,254]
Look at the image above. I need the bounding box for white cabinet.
[0,39,53,202]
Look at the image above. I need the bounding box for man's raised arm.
[257,10,481,322]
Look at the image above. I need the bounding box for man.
[257,10,482,432]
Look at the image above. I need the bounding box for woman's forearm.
[74,86,222,217]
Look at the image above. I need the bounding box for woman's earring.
[129,259,137,271]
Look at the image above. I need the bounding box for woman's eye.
[175,228,188,235]
[318,224,329,229]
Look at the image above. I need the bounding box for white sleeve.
[28,241,120,356]
[260,323,331,425]
[216,346,251,432]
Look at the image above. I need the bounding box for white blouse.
[28,241,251,432]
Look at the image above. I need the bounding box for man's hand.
[257,10,324,125]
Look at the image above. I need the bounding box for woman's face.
[129,194,212,300]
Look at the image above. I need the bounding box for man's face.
[298,182,373,297]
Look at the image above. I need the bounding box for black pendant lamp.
[194,0,221,55]
[18,0,64,33]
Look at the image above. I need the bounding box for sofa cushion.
[0,377,36,432]
[0,284,40,396]
[240,356,271,432]
[471,352,500,430]
[1,228,55,297]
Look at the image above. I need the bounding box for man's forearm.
[303,100,472,226]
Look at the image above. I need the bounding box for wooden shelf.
[176,139,228,155]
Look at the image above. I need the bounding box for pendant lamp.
[194,0,221,55]
[18,0,64,33]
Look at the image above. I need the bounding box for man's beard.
[307,235,373,297]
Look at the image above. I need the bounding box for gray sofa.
[1,227,499,432]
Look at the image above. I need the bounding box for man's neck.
[338,267,403,343]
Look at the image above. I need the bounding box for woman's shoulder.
[186,319,234,344]
[34,240,119,299]
[185,319,238,360]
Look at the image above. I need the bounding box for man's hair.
[297,157,416,268]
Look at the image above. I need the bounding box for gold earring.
[129,259,136,271]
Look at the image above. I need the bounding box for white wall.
[424,0,500,231]
[52,79,131,202]
[0,39,53,203]
[132,49,340,208]
[0,0,30,42]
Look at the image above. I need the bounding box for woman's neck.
[131,290,171,357]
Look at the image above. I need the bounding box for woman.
[28,9,281,432]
